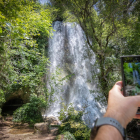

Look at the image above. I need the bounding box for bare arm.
[94,125,123,140]
[92,81,140,140]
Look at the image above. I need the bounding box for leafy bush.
[0,89,5,105]
[58,104,90,140]
[56,131,76,140]
[13,93,47,125]
[0,89,5,115]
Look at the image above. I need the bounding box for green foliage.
[123,63,133,85]
[0,1,53,38]
[58,103,90,140]
[0,0,55,107]
[0,89,5,113]
[124,63,133,73]
[13,93,47,124]
[7,45,49,97]
[56,131,76,140]
[122,1,140,55]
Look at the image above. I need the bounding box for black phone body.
[121,55,140,114]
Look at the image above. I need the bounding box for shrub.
[13,93,47,125]
[56,131,76,140]
[58,104,90,140]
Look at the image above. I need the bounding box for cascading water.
[45,21,105,127]
[129,63,140,85]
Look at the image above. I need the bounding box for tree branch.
[105,27,116,48]
[88,13,102,48]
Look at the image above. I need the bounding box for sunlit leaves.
[0,0,54,106]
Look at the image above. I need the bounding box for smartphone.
[121,55,140,114]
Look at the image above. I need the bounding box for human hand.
[104,81,140,128]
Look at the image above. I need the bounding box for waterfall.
[129,63,140,85]
[45,21,105,127]
[133,70,140,85]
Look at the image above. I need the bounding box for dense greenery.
[13,93,47,124]
[0,0,54,106]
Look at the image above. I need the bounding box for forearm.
[93,109,125,140]
[94,125,123,140]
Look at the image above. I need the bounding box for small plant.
[13,93,47,125]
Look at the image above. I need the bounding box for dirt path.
[0,117,57,140]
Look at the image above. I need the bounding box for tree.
[123,1,140,55]
[50,0,138,100]
[0,0,54,106]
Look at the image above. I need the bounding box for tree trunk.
[98,55,108,101]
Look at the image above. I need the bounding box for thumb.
[114,81,123,91]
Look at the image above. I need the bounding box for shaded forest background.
[0,0,140,139]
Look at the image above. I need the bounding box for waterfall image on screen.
[124,62,140,96]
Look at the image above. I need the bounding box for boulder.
[34,122,50,134]
[50,127,58,135]
[44,116,60,125]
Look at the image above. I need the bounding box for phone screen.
[121,56,140,96]
[121,56,140,114]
